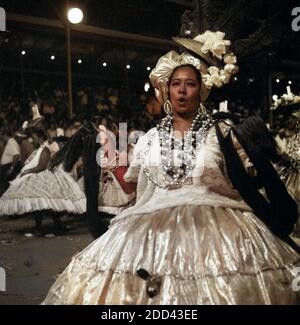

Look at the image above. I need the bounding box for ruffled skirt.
[43,205,300,305]
[0,169,86,216]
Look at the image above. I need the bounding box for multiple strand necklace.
[143,112,215,189]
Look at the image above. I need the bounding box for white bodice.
[21,144,48,174]
[112,126,252,224]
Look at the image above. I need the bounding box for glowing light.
[67,8,83,24]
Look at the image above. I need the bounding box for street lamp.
[68,8,83,24]
[66,6,83,118]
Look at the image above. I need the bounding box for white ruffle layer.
[0,197,86,216]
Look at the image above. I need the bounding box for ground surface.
[0,215,93,305]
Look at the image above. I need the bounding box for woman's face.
[169,66,201,117]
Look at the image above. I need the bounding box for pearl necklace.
[143,112,215,189]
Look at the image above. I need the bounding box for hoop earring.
[164,100,173,115]
[199,103,207,115]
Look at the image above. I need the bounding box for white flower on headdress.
[224,63,239,75]
[192,32,238,88]
[202,66,223,89]
[219,69,231,84]
[224,53,237,65]
[207,66,220,76]
[202,64,237,89]
[194,31,231,60]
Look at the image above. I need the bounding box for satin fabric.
[43,126,300,305]
[43,205,300,305]
[149,51,210,104]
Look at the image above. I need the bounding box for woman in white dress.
[77,125,136,236]
[0,129,86,233]
[43,33,299,304]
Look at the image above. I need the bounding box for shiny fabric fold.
[43,205,300,305]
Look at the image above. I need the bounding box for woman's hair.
[212,112,242,124]
[48,131,84,172]
[49,122,105,238]
[169,64,202,85]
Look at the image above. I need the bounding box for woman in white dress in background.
[0,128,86,234]
[77,124,136,234]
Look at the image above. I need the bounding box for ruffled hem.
[0,197,86,216]
[43,259,300,305]
[43,205,300,304]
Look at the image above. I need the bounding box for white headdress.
[149,30,239,104]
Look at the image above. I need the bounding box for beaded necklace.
[143,112,214,189]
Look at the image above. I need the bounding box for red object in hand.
[112,166,136,194]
